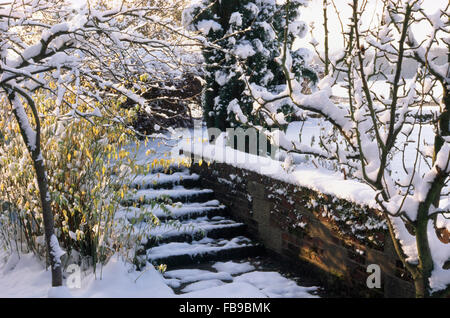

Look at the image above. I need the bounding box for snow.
[234,272,318,298]
[175,127,379,209]
[71,257,174,298]
[146,237,252,260]
[181,279,224,293]
[244,2,259,16]
[428,218,450,292]
[229,12,243,27]
[117,200,224,221]
[22,44,43,62]
[175,117,447,211]
[215,70,235,86]
[127,187,213,202]
[48,286,73,298]
[227,99,248,124]
[182,282,267,298]
[0,253,52,297]
[90,107,102,117]
[289,21,308,39]
[212,261,255,275]
[257,21,276,41]
[196,19,222,36]
[139,217,243,242]
[331,80,443,102]
[11,94,37,151]
[47,52,78,67]
[49,234,66,269]
[0,135,320,298]
[391,214,450,293]
[0,253,174,298]
[0,252,318,298]
[1,0,447,297]
[170,266,319,298]
[233,43,256,59]
[164,269,233,284]
[125,171,199,188]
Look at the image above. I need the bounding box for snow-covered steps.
[161,260,320,297]
[121,187,216,206]
[144,216,249,248]
[155,202,228,222]
[128,172,200,190]
[119,166,322,297]
[143,165,196,177]
[118,200,228,223]
[146,236,264,268]
[123,170,265,269]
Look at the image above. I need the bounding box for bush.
[185,0,318,131]
[0,90,142,270]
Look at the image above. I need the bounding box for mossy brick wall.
[190,160,416,298]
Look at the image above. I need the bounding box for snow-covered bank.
[0,253,174,298]
[0,252,318,298]
[174,128,379,209]
[175,121,448,211]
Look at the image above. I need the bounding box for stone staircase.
[120,167,264,267]
[117,166,320,297]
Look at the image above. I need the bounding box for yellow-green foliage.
[0,90,140,267]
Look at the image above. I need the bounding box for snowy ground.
[0,253,318,298]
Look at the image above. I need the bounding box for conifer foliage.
[184,0,317,131]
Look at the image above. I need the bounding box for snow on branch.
[0,0,199,133]
[223,0,450,294]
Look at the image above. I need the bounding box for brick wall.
[190,160,416,298]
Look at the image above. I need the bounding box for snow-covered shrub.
[0,0,202,286]
[184,0,318,131]
[0,91,143,270]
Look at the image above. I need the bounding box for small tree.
[0,0,193,286]
[239,0,449,297]
[184,0,318,132]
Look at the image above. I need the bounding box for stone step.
[121,187,216,206]
[146,236,264,268]
[147,166,190,175]
[162,261,258,293]
[156,203,229,222]
[117,201,228,223]
[111,166,189,185]
[128,172,201,190]
[144,218,248,248]
[161,258,321,297]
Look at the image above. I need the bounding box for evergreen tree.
[184,0,317,132]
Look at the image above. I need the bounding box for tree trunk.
[33,152,63,287]
[8,92,63,287]
[413,200,436,298]
[413,273,428,298]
